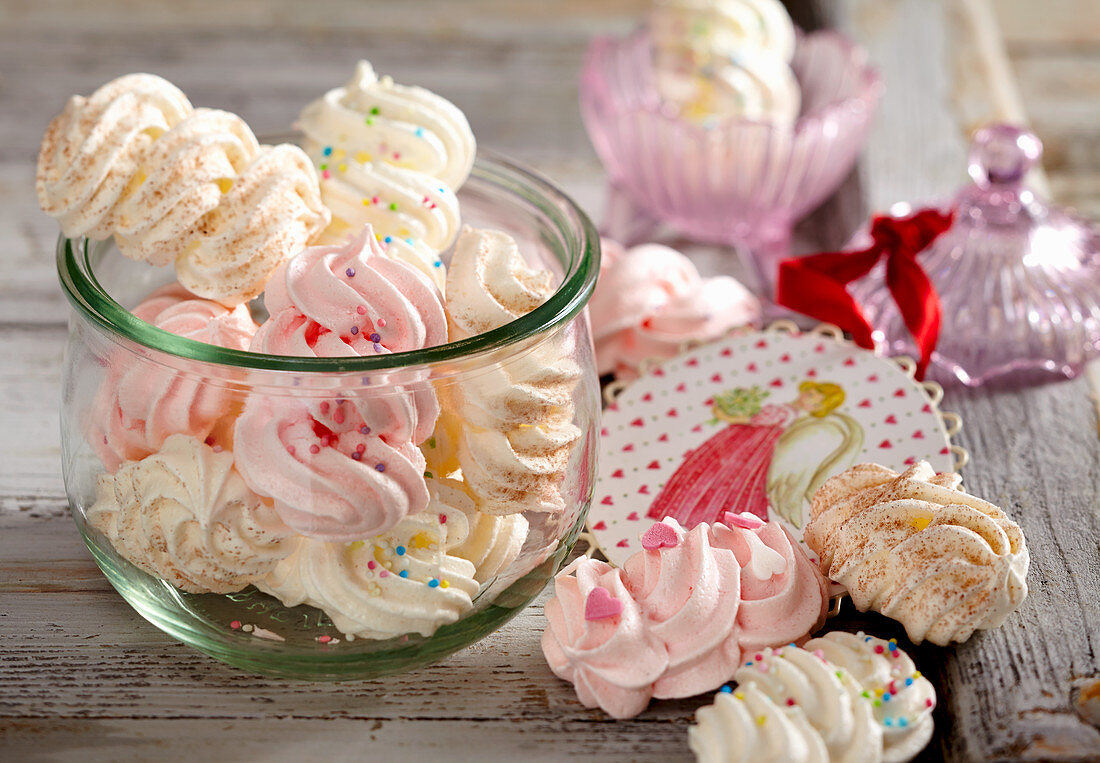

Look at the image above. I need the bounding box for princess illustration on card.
[646,381,863,529]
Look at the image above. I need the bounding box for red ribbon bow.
[776,208,954,379]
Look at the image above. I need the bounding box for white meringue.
[87,434,292,594]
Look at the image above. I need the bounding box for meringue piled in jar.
[48,66,599,676]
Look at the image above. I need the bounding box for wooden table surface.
[2,1,1099,761]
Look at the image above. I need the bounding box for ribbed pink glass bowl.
[580,28,881,291]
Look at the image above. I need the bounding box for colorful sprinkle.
[355,151,372,163]
[317,635,332,643]
[322,169,331,180]
[346,267,356,278]
[874,645,885,654]
[338,163,347,173]
[365,117,374,126]
[438,514,447,524]
[370,106,380,115]
[370,332,381,343]
[399,570,409,578]
[428,579,439,588]
[380,570,389,578]
[414,127,424,137]
[376,463,386,472]
[440,580,449,588]
[357,305,367,315]
[367,561,376,570]
[389,202,398,211]
[905,678,914,687]
[734,691,745,700]
[350,326,359,335]
[786,698,796,706]
[898,718,908,727]
[384,236,393,244]
[351,452,362,461]
[884,717,894,727]
[309,444,321,455]
[377,318,387,328]
[322,146,333,157]
[913,671,922,679]
[926,698,934,708]
[720,685,733,694]
[395,546,406,556]
[360,425,371,435]
[756,716,767,726]
[230,620,241,630]
[374,342,383,353]
[433,260,443,268]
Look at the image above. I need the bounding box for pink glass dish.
[852,125,1100,387]
[580,28,881,294]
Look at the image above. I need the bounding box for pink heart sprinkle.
[584,587,623,621]
[642,522,680,550]
[723,511,764,530]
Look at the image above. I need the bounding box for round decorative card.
[589,324,964,567]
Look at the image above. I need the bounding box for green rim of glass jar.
[56,153,599,372]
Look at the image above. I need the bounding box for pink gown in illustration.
[647,404,796,527]
[647,382,863,529]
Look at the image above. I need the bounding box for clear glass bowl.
[580,27,881,295]
[57,155,601,680]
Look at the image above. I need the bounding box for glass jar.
[57,155,600,680]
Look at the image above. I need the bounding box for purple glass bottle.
[853,125,1100,386]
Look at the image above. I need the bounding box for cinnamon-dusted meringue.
[805,461,1030,645]
[446,226,554,339]
[37,74,329,303]
[257,509,479,640]
[174,143,329,302]
[37,74,194,239]
[233,397,429,542]
[299,60,475,190]
[541,556,669,719]
[111,109,260,265]
[87,435,292,593]
[88,282,259,472]
[440,226,581,516]
[590,240,759,378]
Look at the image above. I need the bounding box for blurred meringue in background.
[648,0,801,126]
[590,238,761,379]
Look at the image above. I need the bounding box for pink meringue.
[590,239,760,378]
[624,520,744,699]
[232,396,429,542]
[711,513,829,653]
[542,515,829,717]
[541,557,669,719]
[256,225,447,356]
[88,283,258,472]
[252,225,444,445]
